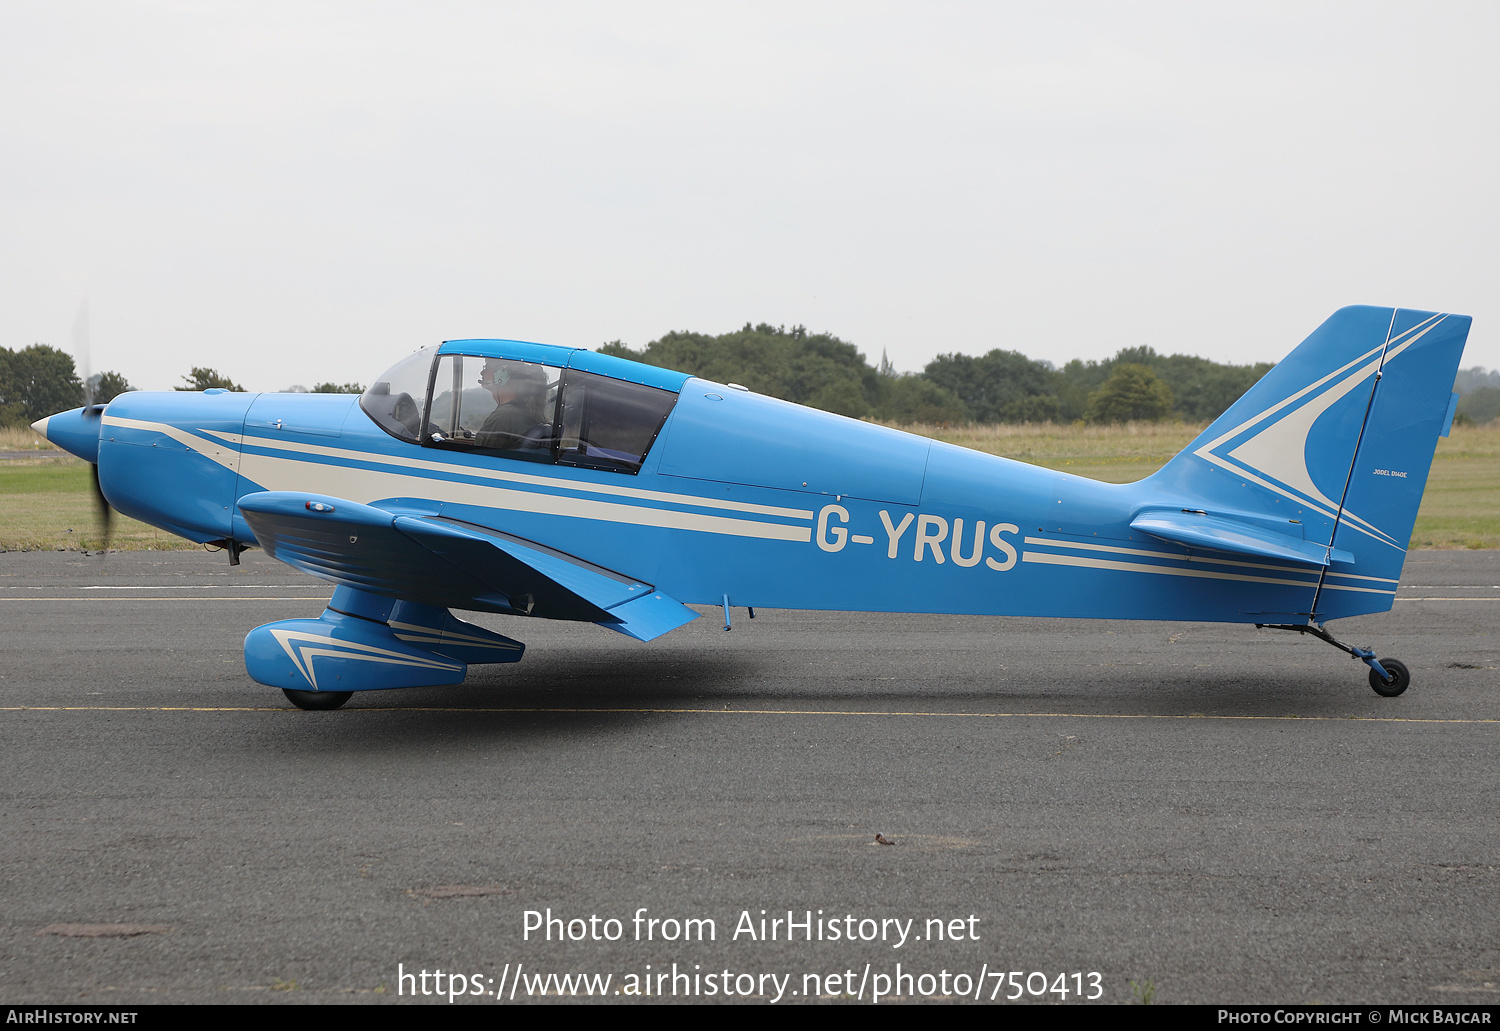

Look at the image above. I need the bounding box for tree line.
[601,323,1275,425]
[6,332,1497,430]
[0,346,362,428]
[0,345,112,427]
[1453,367,1500,425]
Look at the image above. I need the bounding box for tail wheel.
[1369,658,1410,697]
[283,688,353,710]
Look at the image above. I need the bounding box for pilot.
[475,359,549,450]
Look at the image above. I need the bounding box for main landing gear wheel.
[282,688,354,710]
[1369,658,1410,697]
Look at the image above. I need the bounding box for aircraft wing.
[237,491,698,641]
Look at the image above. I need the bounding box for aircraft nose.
[32,407,103,464]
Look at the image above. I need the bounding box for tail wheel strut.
[1256,623,1410,697]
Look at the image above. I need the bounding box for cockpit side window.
[556,371,677,474]
[360,346,437,443]
[427,355,562,461]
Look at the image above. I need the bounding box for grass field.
[2,421,1497,551]
[0,427,198,552]
[899,419,1500,549]
[896,419,1206,483]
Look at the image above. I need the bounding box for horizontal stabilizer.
[1130,509,1353,567]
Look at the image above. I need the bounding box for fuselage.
[74,337,1394,626]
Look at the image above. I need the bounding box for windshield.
[360,346,437,443]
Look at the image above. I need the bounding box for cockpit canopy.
[360,341,685,475]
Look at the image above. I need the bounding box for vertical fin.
[1144,306,1470,621]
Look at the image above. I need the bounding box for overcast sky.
[3,1,1496,392]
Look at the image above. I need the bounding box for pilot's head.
[480,360,546,405]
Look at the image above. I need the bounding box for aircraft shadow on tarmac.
[250,640,1426,753]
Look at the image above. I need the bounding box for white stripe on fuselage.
[1023,535,1322,578]
[102,416,814,543]
[234,440,813,543]
[1020,537,1395,595]
[1023,534,1395,585]
[1021,550,1393,594]
[102,414,243,472]
[215,430,815,520]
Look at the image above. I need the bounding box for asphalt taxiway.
[1,549,1497,1004]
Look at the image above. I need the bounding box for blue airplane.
[34,306,1468,709]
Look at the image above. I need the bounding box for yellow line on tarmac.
[2,706,1495,724]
